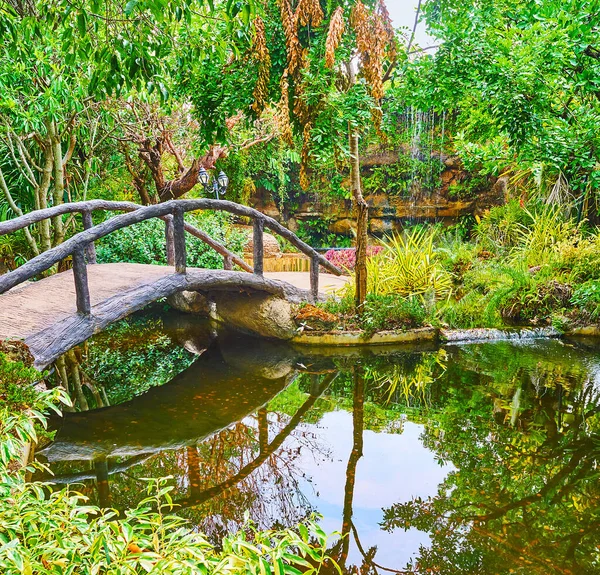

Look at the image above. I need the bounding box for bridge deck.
[0,263,348,368]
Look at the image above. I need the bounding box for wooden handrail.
[0,199,342,299]
[0,200,250,273]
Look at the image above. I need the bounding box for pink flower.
[324,246,383,271]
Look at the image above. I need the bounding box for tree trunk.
[345,61,369,310]
[349,129,368,310]
[66,349,89,410]
[340,367,365,565]
[48,121,65,247]
[38,152,54,253]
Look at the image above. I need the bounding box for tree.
[180,0,397,307]
[392,0,600,212]
[0,0,250,253]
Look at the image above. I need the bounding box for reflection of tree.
[339,368,364,567]
[174,373,338,514]
[381,343,600,575]
[54,348,111,411]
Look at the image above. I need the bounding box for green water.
[37,313,600,574]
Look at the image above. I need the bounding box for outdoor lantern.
[217,171,229,192]
[197,167,210,187]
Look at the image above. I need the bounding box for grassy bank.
[301,201,600,335]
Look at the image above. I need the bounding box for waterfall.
[395,106,449,225]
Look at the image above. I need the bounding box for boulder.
[238,226,282,258]
[212,291,297,340]
[369,218,394,235]
[329,218,355,235]
[167,291,212,317]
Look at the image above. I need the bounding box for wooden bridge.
[0,199,344,368]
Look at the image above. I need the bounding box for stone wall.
[250,152,507,237]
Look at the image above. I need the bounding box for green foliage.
[360,294,428,336]
[349,227,452,299]
[571,280,600,321]
[96,212,246,269]
[446,172,489,200]
[512,206,578,267]
[475,200,531,252]
[0,352,43,412]
[318,292,431,334]
[85,316,196,404]
[0,230,31,270]
[362,157,444,196]
[394,0,600,203]
[0,362,336,575]
[296,219,351,249]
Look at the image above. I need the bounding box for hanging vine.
[325,7,345,69]
[251,17,271,114]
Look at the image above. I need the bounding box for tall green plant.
[347,228,452,299]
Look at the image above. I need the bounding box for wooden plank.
[172,206,186,274]
[310,254,319,303]
[71,247,91,315]
[81,211,97,264]
[253,218,264,276]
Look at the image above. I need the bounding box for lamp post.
[198,167,229,200]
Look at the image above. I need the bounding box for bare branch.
[0,165,39,255]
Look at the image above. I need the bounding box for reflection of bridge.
[0,199,344,368]
[38,336,338,509]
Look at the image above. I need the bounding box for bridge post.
[310,254,319,302]
[81,211,97,264]
[173,206,186,274]
[253,218,264,276]
[72,246,91,315]
[165,216,175,266]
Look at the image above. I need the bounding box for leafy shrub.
[436,231,479,281]
[296,218,351,249]
[355,228,452,298]
[361,294,428,335]
[571,280,600,320]
[440,291,493,329]
[475,200,531,251]
[483,266,571,325]
[96,211,246,269]
[0,345,45,412]
[0,356,39,410]
[513,207,578,267]
[554,235,600,282]
[324,246,383,272]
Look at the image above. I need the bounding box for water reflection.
[37,319,600,574]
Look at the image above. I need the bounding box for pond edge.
[291,326,576,346]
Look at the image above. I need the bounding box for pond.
[36,311,600,575]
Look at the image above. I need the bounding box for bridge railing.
[0,199,342,313]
